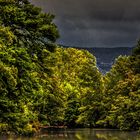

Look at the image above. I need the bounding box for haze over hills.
[62,45,133,73]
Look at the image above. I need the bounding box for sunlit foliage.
[0,0,140,135]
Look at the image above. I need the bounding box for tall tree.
[98,47,140,130]
[0,0,59,49]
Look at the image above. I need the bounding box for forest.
[0,0,140,135]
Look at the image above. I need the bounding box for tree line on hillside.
[0,0,140,135]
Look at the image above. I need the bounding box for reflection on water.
[1,129,140,140]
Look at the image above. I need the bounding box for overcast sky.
[30,0,140,48]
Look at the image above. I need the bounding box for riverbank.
[1,128,140,140]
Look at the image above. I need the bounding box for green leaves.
[0,26,16,46]
[99,44,140,130]
[0,0,59,49]
[0,0,140,135]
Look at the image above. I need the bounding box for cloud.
[31,0,140,21]
[30,0,140,47]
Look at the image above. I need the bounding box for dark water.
[1,129,140,140]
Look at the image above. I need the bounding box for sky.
[30,0,140,48]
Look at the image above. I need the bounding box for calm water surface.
[1,129,140,140]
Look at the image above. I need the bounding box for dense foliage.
[0,0,140,135]
[97,54,140,130]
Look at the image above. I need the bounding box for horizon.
[60,44,135,49]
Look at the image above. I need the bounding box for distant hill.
[61,45,133,73]
[82,47,133,73]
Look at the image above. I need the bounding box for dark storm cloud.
[30,0,140,47]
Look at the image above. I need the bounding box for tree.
[0,0,60,134]
[98,52,140,130]
[0,0,59,49]
[75,50,104,127]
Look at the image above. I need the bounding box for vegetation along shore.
[0,0,140,135]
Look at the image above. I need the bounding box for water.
[1,129,140,140]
